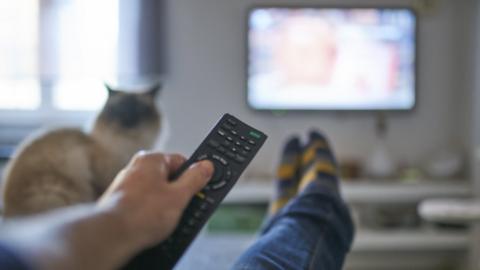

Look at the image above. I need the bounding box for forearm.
[0,152,212,270]
[1,203,138,270]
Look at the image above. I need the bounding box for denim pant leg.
[231,182,354,270]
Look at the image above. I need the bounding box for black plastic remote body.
[123,113,267,270]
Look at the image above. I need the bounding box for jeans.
[231,180,355,270]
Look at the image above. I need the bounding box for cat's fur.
[2,84,161,217]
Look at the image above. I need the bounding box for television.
[247,7,417,111]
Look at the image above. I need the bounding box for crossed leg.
[231,131,354,270]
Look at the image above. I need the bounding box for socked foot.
[268,136,301,216]
[298,130,339,194]
[269,131,340,216]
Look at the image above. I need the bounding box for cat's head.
[95,84,161,133]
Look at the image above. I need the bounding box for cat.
[1,84,161,217]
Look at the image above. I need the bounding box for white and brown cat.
[2,84,161,217]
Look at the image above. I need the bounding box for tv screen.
[247,7,417,111]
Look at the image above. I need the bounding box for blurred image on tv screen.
[247,8,416,110]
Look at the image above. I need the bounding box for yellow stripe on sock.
[269,197,291,215]
[301,141,327,165]
[276,163,297,179]
[315,162,336,175]
[298,162,337,191]
[299,168,317,191]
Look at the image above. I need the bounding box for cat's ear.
[104,83,117,97]
[147,83,162,98]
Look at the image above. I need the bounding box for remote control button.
[248,139,256,145]
[209,162,224,183]
[231,147,238,152]
[226,151,235,159]
[222,123,233,130]
[234,154,246,164]
[227,118,237,126]
[226,136,233,142]
[205,196,215,204]
[217,146,226,153]
[230,130,238,136]
[222,140,231,147]
[208,140,220,148]
[197,154,208,160]
[193,211,202,218]
[211,180,227,190]
[240,136,247,141]
[181,227,193,235]
[199,202,209,210]
[212,154,228,166]
[235,141,242,146]
[196,192,206,200]
[217,129,226,136]
[244,145,252,151]
[225,169,232,180]
[187,219,197,227]
[240,150,248,156]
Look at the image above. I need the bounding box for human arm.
[0,152,213,270]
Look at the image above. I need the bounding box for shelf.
[224,181,273,203]
[353,230,468,251]
[176,230,468,270]
[197,230,469,252]
[224,179,471,204]
[184,230,468,255]
[419,199,480,223]
[342,180,471,203]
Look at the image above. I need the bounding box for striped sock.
[268,136,301,215]
[298,130,339,194]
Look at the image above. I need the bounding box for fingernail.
[136,150,147,156]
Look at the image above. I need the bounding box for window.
[0,0,165,128]
[51,0,118,110]
[0,1,40,110]
[0,0,118,115]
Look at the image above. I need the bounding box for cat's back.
[2,128,96,216]
[5,128,93,173]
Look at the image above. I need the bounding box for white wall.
[159,0,475,177]
[469,0,480,268]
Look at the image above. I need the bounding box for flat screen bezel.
[245,5,419,112]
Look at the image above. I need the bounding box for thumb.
[173,160,214,198]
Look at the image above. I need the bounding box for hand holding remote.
[98,152,214,255]
[123,114,267,270]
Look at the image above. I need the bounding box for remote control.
[122,113,267,270]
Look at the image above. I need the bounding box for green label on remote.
[249,131,261,139]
